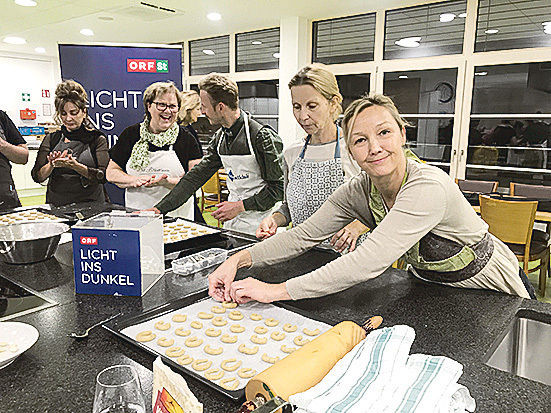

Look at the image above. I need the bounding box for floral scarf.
[128,120,179,171]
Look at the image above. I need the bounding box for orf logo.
[127,59,169,73]
[80,236,98,245]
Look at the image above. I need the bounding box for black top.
[0,110,26,184]
[109,123,203,173]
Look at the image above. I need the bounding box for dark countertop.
[1,238,551,412]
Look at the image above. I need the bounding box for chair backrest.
[202,171,220,194]
[510,182,551,199]
[456,179,498,193]
[479,194,537,246]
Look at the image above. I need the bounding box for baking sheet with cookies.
[163,220,220,244]
[120,297,330,393]
[0,209,64,226]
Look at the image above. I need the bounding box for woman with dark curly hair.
[31,79,109,206]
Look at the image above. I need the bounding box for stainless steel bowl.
[0,222,70,264]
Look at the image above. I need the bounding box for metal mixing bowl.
[0,222,70,264]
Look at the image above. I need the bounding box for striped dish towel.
[289,326,475,413]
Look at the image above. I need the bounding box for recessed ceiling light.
[3,36,26,45]
[395,37,421,48]
[207,12,221,21]
[439,13,455,23]
[475,71,488,76]
[399,75,408,79]
[459,12,467,18]
[80,28,94,36]
[202,49,215,55]
[545,26,551,35]
[485,29,499,34]
[272,52,280,59]
[14,0,37,6]
[98,16,114,21]
[35,47,46,53]
[251,41,262,45]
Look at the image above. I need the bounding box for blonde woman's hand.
[330,220,368,253]
[208,257,240,302]
[256,215,278,239]
[143,174,169,188]
[229,278,291,304]
[129,175,151,188]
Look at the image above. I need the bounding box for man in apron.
[0,110,28,210]
[153,74,284,235]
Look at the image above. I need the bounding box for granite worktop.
[1,237,551,412]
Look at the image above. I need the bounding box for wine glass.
[92,365,146,413]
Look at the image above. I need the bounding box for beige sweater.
[249,159,529,299]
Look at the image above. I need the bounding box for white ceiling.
[0,0,434,57]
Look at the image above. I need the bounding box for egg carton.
[171,248,228,276]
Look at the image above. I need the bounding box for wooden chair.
[455,179,498,193]
[479,195,549,297]
[510,182,551,247]
[200,172,221,227]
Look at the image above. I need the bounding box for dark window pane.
[384,0,467,59]
[189,36,229,75]
[236,28,280,72]
[466,167,551,188]
[472,63,551,114]
[383,69,458,114]
[237,80,279,131]
[313,13,375,64]
[404,118,453,163]
[336,74,370,112]
[475,0,551,52]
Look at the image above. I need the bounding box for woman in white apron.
[107,82,203,219]
[256,64,368,252]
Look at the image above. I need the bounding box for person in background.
[106,82,203,219]
[208,93,534,304]
[31,80,108,206]
[0,110,28,210]
[150,74,284,235]
[256,64,368,252]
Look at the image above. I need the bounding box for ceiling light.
[3,36,26,45]
[545,26,551,35]
[251,41,262,45]
[98,16,114,21]
[80,28,94,36]
[202,49,215,55]
[272,52,280,59]
[485,29,499,34]
[398,75,408,79]
[475,71,488,76]
[14,0,37,6]
[459,13,467,18]
[207,12,221,21]
[35,47,46,53]
[395,37,421,48]
[439,13,455,23]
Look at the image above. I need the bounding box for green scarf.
[128,120,179,171]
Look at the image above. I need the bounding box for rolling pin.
[238,316,383,413]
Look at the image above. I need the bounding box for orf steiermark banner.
[58,44,182,205]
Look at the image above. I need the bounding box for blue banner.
[72,228,142,296]
[59,44,182,204]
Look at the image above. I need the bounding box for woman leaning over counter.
[31,80,108,206]
[256,64,368,252]
[106,82,203,219]
[209,93,535,303]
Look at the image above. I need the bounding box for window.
[336,74,370,112]
[384,0,467,60]
[238,80,279,131]
[475,0,551,52]
[189,35,229,76]
[313,13,375,64]
[384,68,458,170]
[467,62,551,186]
[236,28,280,72]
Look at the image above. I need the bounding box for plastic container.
[171,248,228,276]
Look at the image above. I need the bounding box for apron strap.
[299,126,342,160]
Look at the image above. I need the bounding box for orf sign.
[127,58,168,73]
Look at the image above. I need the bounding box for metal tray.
[102,290,333,401]
[0,206,71,222]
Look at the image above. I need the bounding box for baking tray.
[0,206,71,223]
[163,219,224,254]
[103,290,334,401]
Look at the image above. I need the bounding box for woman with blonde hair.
[209,93,535,304]
[256,63,368,252]
[107,81,203,218]
[31,79,108,205]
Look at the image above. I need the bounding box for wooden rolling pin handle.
[361,315,383,334]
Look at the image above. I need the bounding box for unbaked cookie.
[238,344,259,355]
[293,336,310,346]
[264,318,279,327]
[185,336,203,348]
[230,324,245,333]
[198,312,214,320]
[270,331,285,341]
[204,344,223,355]
[172,314,187,323]
[136,330,156,342]
[238,368,257,379]
[157,337,174,347]
[205,328,221,337]
[212,316,228,327]
[154,321,171,331]
[249,313,262,321]
[254,326,268,335]
[204,368,225,380]
[303,328,320,336]
[190,321,203,329]
[281,344,297,354]
[221,301,237,309]
[192,359,212,371]
[228,310,243,321]
[220,334,238,344]
[165,346,186,357]
[211,306,226,314]
[177,355,193,365]
[261,353,280,364]
[250,334,267,345]
[282,323,297,333]
[221,358,242,372]
[175,328,191,337]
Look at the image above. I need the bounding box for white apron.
[217,112,279,235]
[126,146,194,219]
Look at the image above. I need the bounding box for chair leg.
[539,255,548,298]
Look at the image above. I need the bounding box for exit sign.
[127,59,169,73]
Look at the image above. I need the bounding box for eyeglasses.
[152,101,179,112]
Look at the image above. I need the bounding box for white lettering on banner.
[81,273,135,286]
[95,90,112,109]
[89,90,142,109]
[80,249,118,260]
[90,112,115,131]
